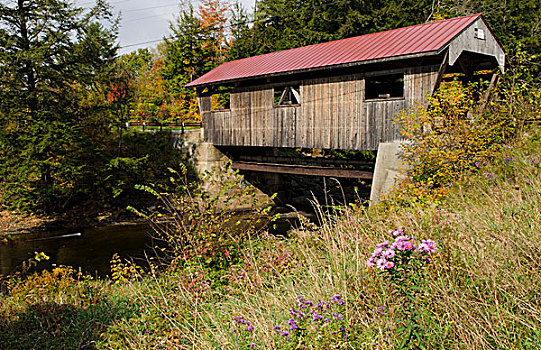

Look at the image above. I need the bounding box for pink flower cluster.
[367,228,437,270]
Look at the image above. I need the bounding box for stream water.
[0,210,304,278]
[0,223,156,277]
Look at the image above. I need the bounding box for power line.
[123,11,176,23]
[120,0,350,49]
[121,37,170,49]
[75,0,139,7]
[122,3,179,13]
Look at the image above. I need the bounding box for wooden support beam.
[432,51,449,95]
[479,73,499,113]
[231,161,373,179]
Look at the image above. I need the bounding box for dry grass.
[101,128,541,349]
[4,130,539,349]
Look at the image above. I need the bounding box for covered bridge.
[187,14,504,150]
[186,14,505,201]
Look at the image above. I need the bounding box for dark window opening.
[365,74,404,100]
[274,85,300,106]
[212,91,230,111]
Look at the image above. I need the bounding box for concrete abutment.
[171,131,406,206]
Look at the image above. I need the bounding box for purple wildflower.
[418,239,437,254]
[530,157,540,166]
[331,294,342,302]
[288,308,297,316]
[272,325,281,332]
[394,235,411,244]
[250,343,255,348]
[281,330,289,337]
[395,241,406,251]
[393,228,405,236]
[376,240,390,248]
[332,313,344,321]
[372,247,384,257]
[376,305,386,315]
[366,257,376,267]
[376,258,386,270]
[245,325,255,332]
[383,248,395,259]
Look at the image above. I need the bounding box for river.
[0,223,156,277]
[0,210,306,278]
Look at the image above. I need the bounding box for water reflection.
[0,209,313,278]
[0,223,156,278]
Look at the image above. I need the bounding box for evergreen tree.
[227,2,260,60]
[161,2,230,120]
[227,0,436,57]
[0,0,118,212]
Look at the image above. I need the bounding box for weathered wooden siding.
[448,18,505,71]
[202,65,439,150]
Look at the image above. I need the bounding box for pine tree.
[0,0,117,212]
[161,3,231,121]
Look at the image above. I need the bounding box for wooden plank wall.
[202,64,440,150]
[448,18,505,70]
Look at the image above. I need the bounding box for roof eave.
[186,50,441,89]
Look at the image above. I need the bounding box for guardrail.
[122,122,202,133]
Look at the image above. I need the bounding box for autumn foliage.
[391,57,540,205]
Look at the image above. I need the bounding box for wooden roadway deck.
[231,160,373,179]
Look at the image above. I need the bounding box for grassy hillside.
[1,125,540,349]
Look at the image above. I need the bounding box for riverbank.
[0,208,143,237]
[0,211,52,235]
[2,116,540,348]
[1,129,540,349]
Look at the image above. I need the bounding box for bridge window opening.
[274,85,300,106]
[365,73,404,100]
[474,28,485,40]
[212,91,230,110]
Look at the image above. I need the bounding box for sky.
[74,0,256,55]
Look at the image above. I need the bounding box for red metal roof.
[186,14,481,87]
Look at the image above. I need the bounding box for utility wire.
[121,38,168,48]
[75,0,140,7]
[122,3,179,13]
[120,0,350,49]
[123,11,177,23]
